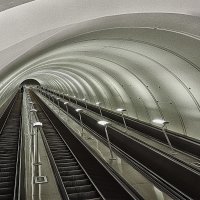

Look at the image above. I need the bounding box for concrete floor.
[37,91,173,200]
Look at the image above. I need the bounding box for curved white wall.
[0,1,200,139]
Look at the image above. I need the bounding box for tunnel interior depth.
[0,1,200,200]
[20,79,40,86]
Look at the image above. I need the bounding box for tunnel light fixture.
[152,119,176,154]
[152,119,168,125]
[64,101,69,115]
[29,101,34,110]
[29,109,37,135]
[33,122,43,127]
[116,108,127,131]
[116,108,126,112]
[98,120,110,126]
[76,108,83,112]
[96,102,103,116]
[74,95,78,104]
[76,108,84,136]
[30,109,37,113]
[82,98,88,109]
[33,121,42,166]
[97,120,115,160]
[56,98,61,115]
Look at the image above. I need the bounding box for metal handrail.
[0,91,24,200]
[16,93,26,200]
[39,126,70,200]
[0,89,18,119]
[39,90,192,200]
[13,114,23,200]
[28,91,69,200]
[61,98,200,172]
[43,88,200,144]
[42,88,200,163]
[0,92,18,135]
[33,91,106,200]
[34,90,144,200]
[30,97,70,200]
[60,107,189,200]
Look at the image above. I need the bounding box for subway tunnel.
[0,1,200,200]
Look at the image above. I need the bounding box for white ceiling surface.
[0,0,34,12]
[0,0,200,139]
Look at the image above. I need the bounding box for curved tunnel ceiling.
[0,0,200,139]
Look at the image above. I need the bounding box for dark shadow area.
[20,79,40,86]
